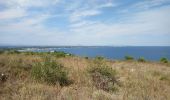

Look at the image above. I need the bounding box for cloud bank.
[0,0,170,46]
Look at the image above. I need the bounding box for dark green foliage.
[138,57,146,62]
[4,50,20,54]
[0,50,4,54]
[22,51,73,57]
[159,74,170,83]
[89,65,116,79]
[159,75,169,81]
[0,49,19,54]
[88,58,118,92]
[31,57,71,86]
[95,56,105,60]
[160,57,168,63]
[85,56,89,59]
[53,51,67,57]
[125,56,134,60]
[51,51,73,57]
[23,52,35,55]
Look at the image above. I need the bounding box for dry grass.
[0,53,170,100]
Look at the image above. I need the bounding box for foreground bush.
[160,57,168,63]
[138,57,146,62]
[31,57,70,86]
[125,56,134,60]
[88,58,118,92]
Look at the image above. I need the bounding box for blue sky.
[0,0,170,46]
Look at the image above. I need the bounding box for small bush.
[159,75,169,81]
[89,65,116,79]
[24,52,35,55]
[53,51,72,57]
[31,57,70,86]
[88,60,118,92]
[160,57,168,63]
[54,51,66,57]
[6,50,20,54]
[0,50,4,54]
[125,56,134,60]
[95,56,105,61]
[85,56,89,59]
[159,74,170,83]
[138,57,146,62]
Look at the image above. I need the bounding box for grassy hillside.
[0,51,170,100]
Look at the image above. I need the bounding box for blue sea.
[17,46,170,61]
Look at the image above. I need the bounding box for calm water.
[29,46,170,61]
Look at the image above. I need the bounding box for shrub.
[138,57,146,62]
[54,51,66,57]
[7,50,20,54]
[88,60,118,92]
[125,56,134,60]
[159,75,169,81]
[160,57,168,63]
[31,57,70,86]
[85,56,89,59]
[0,50,4,54]
[95,56,105,60]
[159,73,170,83]
[53,51,72,57]
[24,52,35,55]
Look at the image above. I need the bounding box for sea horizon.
[1,46,169,61]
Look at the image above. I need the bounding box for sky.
[0,0,170,46]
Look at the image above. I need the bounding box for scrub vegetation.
[0,50,170,100]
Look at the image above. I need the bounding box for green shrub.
[0,49,6,53]
[31,57,70,86]
[85,56,89,59]
[95,56,105,60]
[0,50,4,54]
[89,65,116,79]
[7,50,20,54]
[125,56,134,60]
[88,60,118,92]
[54,51,66,57]
[160,57,168,63]
[159,75,169,81]
[53,51,73,57]
[159,74,170,83]
[138,57,146,62]
[24,52,35,55]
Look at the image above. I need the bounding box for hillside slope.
[0,53,170,100]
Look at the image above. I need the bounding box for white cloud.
[97,2,116,8]
[70,20,97,28]
[0,0,60,8]
[0,14,53,35]
[70,9,101,22]
[0,8,26,20]
[75,5,170,34]
[0,0,170,46]
[133,0,170,10]
[65,0,117,22]
[68,5,170,45]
